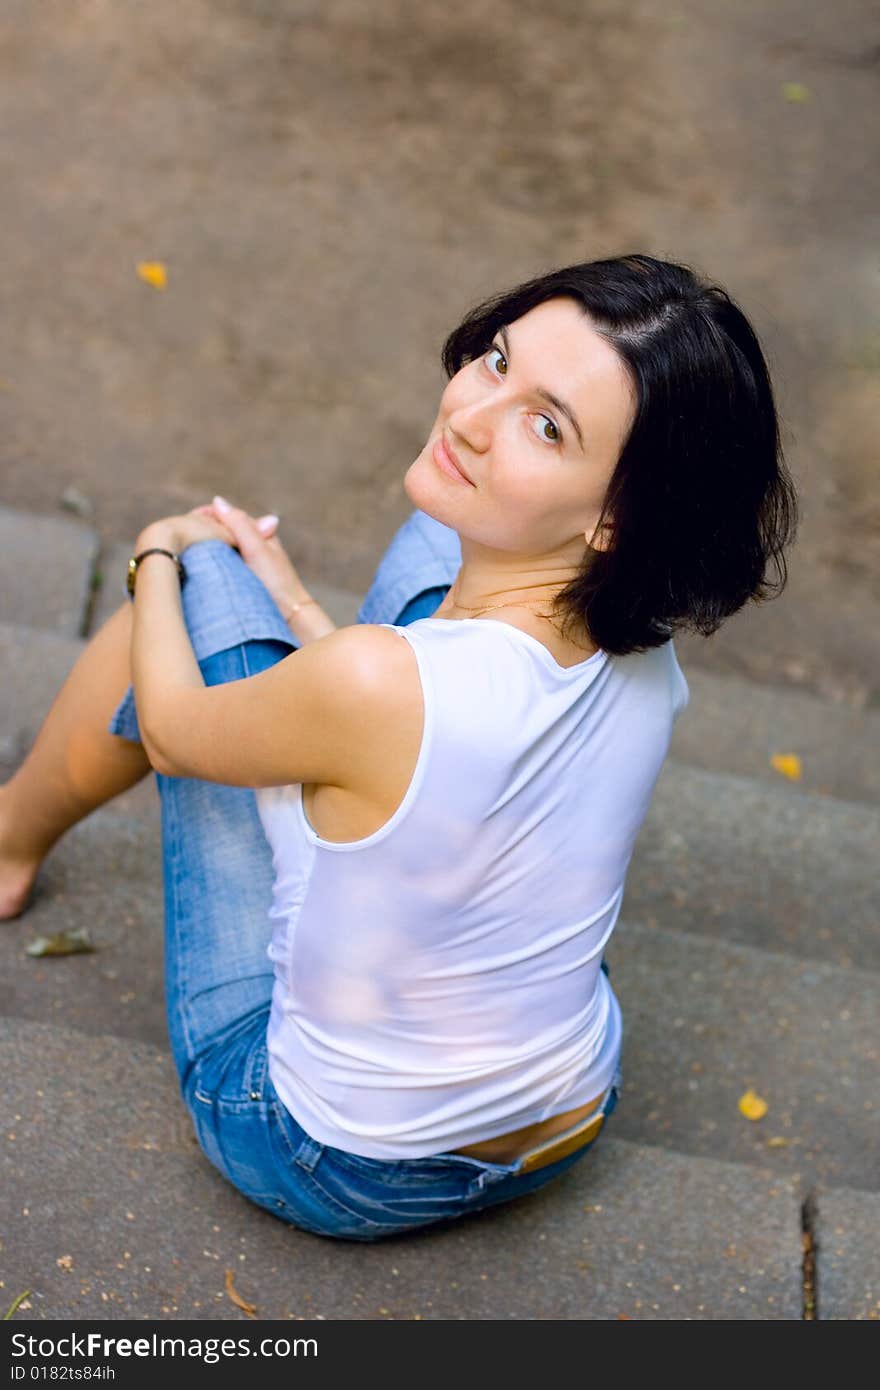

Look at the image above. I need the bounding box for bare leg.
[0,601,153,919]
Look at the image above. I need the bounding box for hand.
[189,495,313,619]
[134,508,239,555]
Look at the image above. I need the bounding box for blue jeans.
[108,510,623,1241]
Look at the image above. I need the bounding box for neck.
[447,576,557,616]
[432,544,596,652]
[442,534,584,618]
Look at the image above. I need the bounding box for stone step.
[0,620,156,823]
[670,665,880,808]
[813,1185,880,1319]
[626,761,879,972]
[1,807,876,1193]
[0,1017,804,1320]
[0,806,165,1045]
[0,504,98,638]
[604,921,878,1194]
[0,621,87,775]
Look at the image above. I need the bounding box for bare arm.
[129,513,397,786]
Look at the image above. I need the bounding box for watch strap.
[126,547,186,598]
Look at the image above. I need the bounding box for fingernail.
[213,494,231,513]
[257,514,279,531]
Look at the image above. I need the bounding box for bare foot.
[0,855,39,920]
[0,788,42,919]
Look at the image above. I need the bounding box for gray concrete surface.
[0,506,97,638]
[813,1185,880,1320]
[0,621,86,778]
[0,1018,805,1321]
[629,762,880,970]
[605,923,880,1193]
[0,1,877,711]
[669,666,880,807]
[2,0,878,1309]
[0,806,165,1046]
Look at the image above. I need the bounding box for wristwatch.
[126,547,187,598]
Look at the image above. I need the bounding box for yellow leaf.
[770,753,802,781]
[136,261,167,289]
[766,1136,789,1147]
[738,1088,768,1121]
[224,1267,257,1318]
[782,82,810,103]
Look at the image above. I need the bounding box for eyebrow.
[498,323,586,454]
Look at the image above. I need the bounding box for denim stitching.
[273,1171,387,1233]
[271,1102,320,1170]
[241,1022,271,1102]
[162,652,246,1077]
[268,1106,389,1231]
[158,771,199,1080]
[179,541,294,661]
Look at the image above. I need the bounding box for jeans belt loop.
[293,1135,325,1173]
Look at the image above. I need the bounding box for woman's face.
[405,296,636,557]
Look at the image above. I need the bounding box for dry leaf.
[224,1267,257,1318]
[25,929,94,957]
[738,1088,769,1121]
[3,1290,31,1320]
[770,753,802,781]
[136,261,167,289]
[781,82,810,103]
[766,1136,790,1147]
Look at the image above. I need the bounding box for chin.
[403,451,456,526]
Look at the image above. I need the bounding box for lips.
[433,433,474,486]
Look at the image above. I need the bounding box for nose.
[447,394,494,454]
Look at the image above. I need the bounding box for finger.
[255,513,279,535]
[212,495,269,550]
[190,501,231,527]
[210,495,275,530]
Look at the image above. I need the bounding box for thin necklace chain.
[446,576,558,617]
[446,576,585,648]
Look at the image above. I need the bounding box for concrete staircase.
[1,502,877,1321]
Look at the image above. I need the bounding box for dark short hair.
[440,253,799,657]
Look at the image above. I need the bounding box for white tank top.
[255,617,689,1159]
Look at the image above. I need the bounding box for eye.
[484,345,507,376]
[483,341,562,447]
[531,415,560,444]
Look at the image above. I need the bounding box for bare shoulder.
[306,622,425,801]
[321,622,420,686]
[327,622,423,725]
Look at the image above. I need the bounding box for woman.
[0,253,798,1241]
